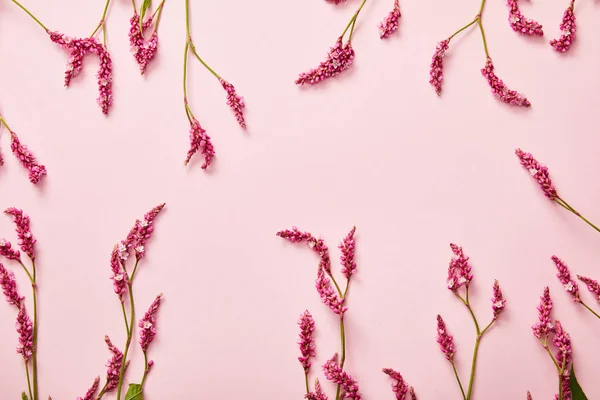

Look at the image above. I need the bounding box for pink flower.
[296,38,355,85]
[561,373,572,400]
[527,391,533,400]
[104,336,125,392]
[5,208,36,261]
[129,13,158,74]
[551,256,580,302]
[379,1,401,39]
[492,280,506,319]
[135,203,166,260]
[447,243,472,291]
[0,239,21,261]
[185,117,215,169]
[139,293,162,352]
[550,1,576,53]
[277,227,332,274]
[577,275,600,303]
[532,287,553,339]
[326,0,348,4]
[16,304,33,361]
[76,376,100,400]
[10,131,47,185]
[429,39,449,96]
[0,263,23,308]
[339,227,357,279]
[110,246,128,300]
[507,0,543,36]
[323,354,362,400]
[306,379,329,400]
[481,57,530,107]
[515,149,558,200]
[552,320,572,369]
[436,315,455,361]
[382,368,408,400]
[298,310,316,372]
[316,268,346,315]
[409,387,417,400]
[220,79,246,128]
[119,221,140,261]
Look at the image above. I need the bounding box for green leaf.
[21,392,28,400]
[570,364,589,400]
[124,383,144,400]
[140,0,152,20]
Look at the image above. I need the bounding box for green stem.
[152,0,166,32]
[477,19,489,58]
[31,261,38,400]
[340,0,367,40]
[304,372,309,394]
[141,351,149,388]
[335,316,346,400]
[465,336,481,400]
[121,301,130,335]
[558,373,563,400]
[581,301,600,320]
[329,273,343,298]
[189,42,221,79]
[116,261,138,400]
[24,360,33,400]
[96,382,108,400]
[18,261,34,282]
[11,0,49,32]
[90,0,112,44]
[348,18,357,42]
[183,41,190,106]
[451,361,467,400]
[131,0,136,11]
[0,117,11,132]
[556,197,600,234]
[542,341,560,371]
[448,18,478,40]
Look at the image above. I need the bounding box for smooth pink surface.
[0,0,599,398]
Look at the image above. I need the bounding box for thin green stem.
[24,360,33,400]
[183,41,190,106]
[556,197,600,234]
[581,301,600,320]
[543,342,560,371]
[341,0,367,39]
[90,0,112,42]
[141,351,149,388]
[349,18,357,42]
[329,273,343,298]
[121,301,130,335]
[448,18,478,40]
[477,0,486,16]
[96,382,108,400]
[0,117,11,132]
[130,259,140,282]
[451,361,467,400]
[558,373,563,400]
[152,0,166,32]
[335,317,346,400]
[185,0,191,36]
[477,19,489,58]
[304,372,309,394]
[189,42,221,79]
[480,320,494,336]
[31,261,38,400]
[18,261,34,282]
[131,0,136,11]
[465,336,481,400]
[11,0,49,32]
[116,282,135,400]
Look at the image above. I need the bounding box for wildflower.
[185,118,215,169]
[16,304,33,361]
[5,208,36,260]
[447,243,472,290]
[577,275,600,303]
[104,336,124,392]
[515,149,557,199]
[129,13,158,74]
[382,368,408,400]
[436,315,455,361]
[532,287,553,339]
[0,264,23,307]
[0,239,21,261]
[316,268,346,315]
[323,354,362,400]
[429,40,449,96]
[220,79,246,128]
[76,376,100,400]
[552,321,572,369]
[492,280,506,319]
[135,203,166,260]
[277,227,332,274]
[306,379,328,400]
[110,246,128,300]
[550,1,576,53]
[10,131,47,185]
[296,38,355,85]
[507,0,543,36]
[139,294,163,352]
[551,256,580,302]
[298,310,316,372]
[481,58,530,107]
[339,227,357,278]
[379,1,401,39]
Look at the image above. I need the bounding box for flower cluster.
[551,256,580,302]
[577,275,600,303]
[323,354,362,400]
[139,294,163,352]
[507,0,543,36]
[515,149,558,200]
[296,38,355,86]
[446,243,472,291]
[110,246,128,300]
[532,287,553,339]
[298,310,316,372]
[16,304,34,361]
[5,207,36,261]
[382,368,416,400]
[0,263,23,307]
[185,118,215,170]
[481,58,531,107]
[550,1,576,53]
[49,32,113,115]
[339,227,356,278]
[316,268,347,315]
[104,336,125,392]
[492,280,506,319]
[129,13,158,75]
[9,131,47,185]
[0,239,20,261]
[220,79,246,128]
[379,0,401,39]
[429,40,449,96]
[436,315,455,361]
[277,227,331,273]
[306,380,328,400]
[76,376,100,400]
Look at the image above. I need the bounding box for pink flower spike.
[323,354,362,400]
[448,243,473,290]
[306,379,329,400]
[139,293,163,352]
[527,391,533,400]
[561,373,572,400]
[481,58,531,107]
[379,0,401,39]
[577,275,600,303]
[551,256,580,302]
[552,320,572,369]
[129,13,158,74]
[185,117,215,169]
[296,37,355,86]
[429,39,450,96]
[135,203,166,260]
[5,208,36,260]
[409,387,417,400]
[119,221,140,261]
[104,336,125,392]
[492,280,506,319]
[515,149,558,200]
[0,263,23,308]
[9,131,47,185]
[532,287,553,339]
[507,0,544,36]
[110,246,128,300]
[436,315,455,361]
[550,1,576,53]
[220,79,246,128]
[339,226,357,279]
[298,310,316,373]
[382,368,408,400]
[76,376,100,400]
[277,227,332,274]
[16,304,33,361]
[0,239,21,261]
[316,268,346,315]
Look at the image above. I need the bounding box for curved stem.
[335,316,346,400]
[477,19,489,58]
[116,283,135,400]
[183,42,190,105]
[141,351,149,388]
[329,273,343,298]
[152,0,166,32]
[90,0,112,41]
[542,341,560,371]
[556,197,600,234]
[24,360,33,400]
[96,382,108,400]
[451,361,467,400]
[189,42,221,79]
[581,301,600,320]
[448,18,478,40]
[31,261,38,400]
[11,0,49,32]
[340,0,367,40]
[131,0,136,11]
[18,261,33,282]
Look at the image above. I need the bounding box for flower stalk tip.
[298,310,316,373]
[551,256,580,302]
[550,2,576,53]
[507,0,543,36]
[379,0,401,39]
[436,315,455,361]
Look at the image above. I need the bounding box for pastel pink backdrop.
[0,0,599,398]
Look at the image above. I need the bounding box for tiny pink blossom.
[382,368,408,400]
[5,208,36,260]
[10,131,47,185]
[296,38,355,85]
[135,203,166,260]
[298,310,316,373]
[316,268,346,315]
[481,58,530,107]
[139,293,162,352]
[507,0,544,36]
[323,354,362,400]
[76,376,100,400]
[185,117,215,169]
[552,320,572,369]
[306,379,329,400]
[110,246,128,300]
[532,287,553,339]
[277,227,332,274]
[339,226,357,279]
[436,315,455,361]
[0,239,21,261]
[429,39,449,96]
[515,149,558,200]
[16,304,33,361]
[220,79,246,128]
[0,263,23,308]
[379,1,401,39]
[577,275,600,303]
[492,280,506,319]
[550,1,576,53]
[129,13,158,74]
[551,256,580,302]
[104,336,125,392]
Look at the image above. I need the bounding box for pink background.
[1,0,600,398]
